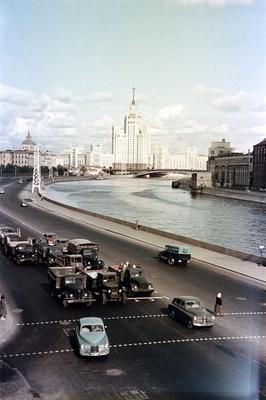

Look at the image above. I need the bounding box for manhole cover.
[12,308,24,313]
[118,390,149,399]
[59,320,72,326]
[106,368,123,376]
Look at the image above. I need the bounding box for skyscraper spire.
[132,87,135,105]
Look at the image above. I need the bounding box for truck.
[108,263,154,297]
[85,269,127,305]
[67,239,104,270]
[53,253,84,268]
[33,234,60,264]
[32,237,51,263]
[1,229,21,249]
[158,244,192,266]
[48,266,93,308]
[5,237,37,265]
[45,245,64,267]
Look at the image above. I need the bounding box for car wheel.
[63,300,68,308]
[168,258,175,266]
[187,320,193,329]
[101,293,107,305]
[121,291,127,304]
[86,299,92,307]
[169,309,175,319]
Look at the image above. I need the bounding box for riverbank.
[199,187,266,204]
[19,185,265,283]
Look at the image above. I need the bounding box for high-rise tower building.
[112,88,151,170]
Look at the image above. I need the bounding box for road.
[0,181,265,400]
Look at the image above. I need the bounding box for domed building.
[21,131,36,151]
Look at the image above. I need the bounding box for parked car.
[159,244,191,265]
[75,317,110,357]
[168,296,215,329]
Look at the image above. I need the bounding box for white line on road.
[1,335,265,359]
[16,311,266,327]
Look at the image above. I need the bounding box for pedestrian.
[214,292,223,316]
[0,295,7,320]
[135,219,140,230]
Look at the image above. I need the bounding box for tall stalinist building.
[112,88,151,170]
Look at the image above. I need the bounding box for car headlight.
[193,316,197,321]
[211,315,215,320]
[148,284,152,288]
[80,344,85,350]
[84,293,88,297]
[108,289,111,293]
[118,289,122,293]
[134,285,138,289]
[69,294,73,298]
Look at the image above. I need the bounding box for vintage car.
[75,317,110,357]
[159,244,191,265]
[168,296,215,329]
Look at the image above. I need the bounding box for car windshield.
[185,300,202,309]
[81,324,103,333]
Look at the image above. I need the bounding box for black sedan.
[168,296,215,329]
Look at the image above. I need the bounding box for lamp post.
[258,245,265,266]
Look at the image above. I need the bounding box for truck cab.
[67,239,104,270]
[46,245,64,266]
[86,270,127,305]
[55,254,83,268]
[13,241,37,265]
[123,265,154,297]
[159,244,191,266]
[48,266,92,308]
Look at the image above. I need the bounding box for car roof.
[69,238,96,246]
[174,296,201,302]
[79,317,104,326]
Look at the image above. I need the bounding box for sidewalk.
[22,188,266,285]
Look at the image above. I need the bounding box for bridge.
[133,169,204,178]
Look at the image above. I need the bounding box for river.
[46,177,266,256]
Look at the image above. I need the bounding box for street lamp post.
[258,245,265,266]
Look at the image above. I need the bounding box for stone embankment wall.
[199,187,266,204]
[42,192,264,265]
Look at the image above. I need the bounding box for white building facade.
[112,89,151,170]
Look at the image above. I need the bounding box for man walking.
[0,295,7,320]
[214,292,224,316]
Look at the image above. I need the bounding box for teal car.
[75,317,110,357]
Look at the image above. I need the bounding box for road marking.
[16,311,266,327]
[1,335,265,359]
[0,208,43,234]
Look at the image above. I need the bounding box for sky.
[0,0,265,156]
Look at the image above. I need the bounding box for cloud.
[196,84,265,113]
[83,91,115,103]
[0,84,34,107]
[164,0,254,6]
[152,104,184,129]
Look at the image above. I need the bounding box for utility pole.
[32,146,41,193]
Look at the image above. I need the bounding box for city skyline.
[0,0,265,155]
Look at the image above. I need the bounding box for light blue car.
[75,317,110,357]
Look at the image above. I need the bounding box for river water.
[46,177,266,256]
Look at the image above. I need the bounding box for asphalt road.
[0,181,265,400]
